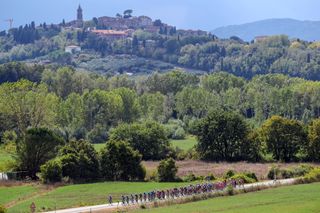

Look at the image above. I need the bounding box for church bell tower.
[77,5,83,28]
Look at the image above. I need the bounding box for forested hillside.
[1,21,320,79]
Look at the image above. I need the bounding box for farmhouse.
[65,45,81,54]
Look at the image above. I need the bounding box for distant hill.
[212,18,320,41]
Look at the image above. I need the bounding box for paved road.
[45,178,296,213]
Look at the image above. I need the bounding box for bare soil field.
[143,160,319,180]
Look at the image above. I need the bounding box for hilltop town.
[65,5,207,41]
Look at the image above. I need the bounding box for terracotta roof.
[91,29,128,36]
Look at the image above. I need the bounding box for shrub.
[267,166,280,180]
[0,205,7,213]
[292,164,314,177]
[146,170,158,182]
[268,165,314,180]
[184,116,199,135]
[224,170,235,179]
[157,158,178,182]
[280,169,294,179]
[137,165,147,181]
[164,119,186,139]
[244,172,258,182]
[87,124,108,144]
[173,127,186,140]
[205,173,216,181]
[182,173,200,182]
[301,168,320,183]
[175,148,187,160]
[40,159,62,183]
[226,185,234,195]
[232,174,256,184]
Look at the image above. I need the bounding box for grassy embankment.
[133,182,320,213]
[6,182,191,212]
[0,185,40,207]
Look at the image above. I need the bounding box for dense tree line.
[2,67,320,182]
[2,67,320,140]
[0,62,45,83]
[11,22,40,44]
[196,112,320,162]
[10,21,61,44]
[0,23,61,63]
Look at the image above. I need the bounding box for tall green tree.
[16,128,64,179]
[0,80,59,135]
[139,92,170,123]
[109,121,170,160]
[114,88,140,122]
[260,116,307,162]
[100,140,145,181]
[307,119,320,161]
[59,140,100,180]
[195,111,249,161]
[146,70,199,95]
[176,87,220,118]
[83,90,123,130]
[57,93,84,139]
[42,67,74,98]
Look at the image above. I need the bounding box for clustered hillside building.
[90,29,134,40]
[94,15,173,35]
[97,16,153,30]
[65,5,208,40]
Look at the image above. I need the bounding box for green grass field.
[0,185,40,207]
[7,182,191,212]
[134,183,320,213]
[170,135,197,151]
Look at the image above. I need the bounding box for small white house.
[65,45,81,54]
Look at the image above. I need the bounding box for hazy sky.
[1,0,320,31]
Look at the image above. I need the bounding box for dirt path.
[5,185,56,209]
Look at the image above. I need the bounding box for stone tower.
[77,5,83,28]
